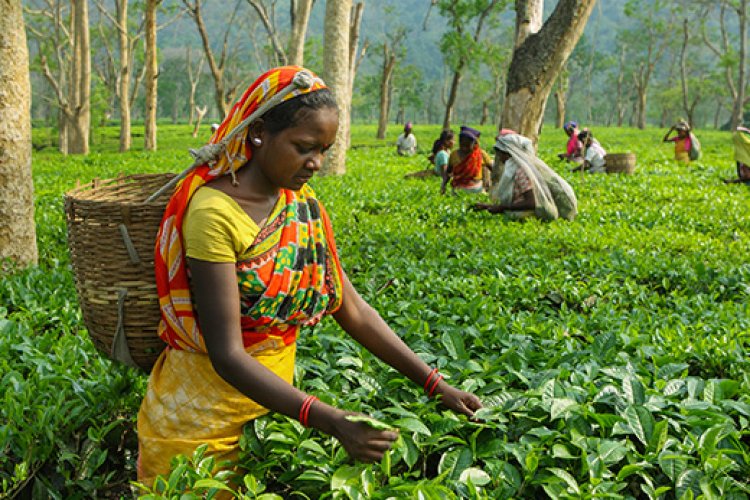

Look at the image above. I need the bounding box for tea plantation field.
[2,124,750,498]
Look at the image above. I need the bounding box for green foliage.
[5,124,750,497]
[436,0,508,72]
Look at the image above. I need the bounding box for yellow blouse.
[182,186,260,262]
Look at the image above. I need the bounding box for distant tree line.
[22,0,750,155]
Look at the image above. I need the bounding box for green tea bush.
[4,124,749,498]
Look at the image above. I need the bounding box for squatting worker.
[441,125,492,195]
[137,67,482,485]
[473,133,578,221]
[396,121,418,156]
[558,121,584,164]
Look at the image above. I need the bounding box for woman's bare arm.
[473,188,535,214]
[188,258,398,461]
[663,127,675,142]
[333,273,482,417]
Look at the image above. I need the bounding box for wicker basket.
[605,153,637,174]
[65,173,175,371]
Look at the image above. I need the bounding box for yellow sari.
[139,66,342,486]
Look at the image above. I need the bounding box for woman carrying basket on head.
[137,66,482,486]
[663,120,700,163]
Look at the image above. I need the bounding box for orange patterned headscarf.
[154,66,327,352]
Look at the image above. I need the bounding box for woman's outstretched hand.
[329,411,399,463]
[434,383,482,418]
[473,203,504,214]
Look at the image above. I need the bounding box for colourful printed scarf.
[234,184,343,349]
[452,144,484,190]
[154,66,339,353]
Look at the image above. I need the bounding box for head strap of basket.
[154,66,327,353]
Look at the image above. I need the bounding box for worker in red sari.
[441,126,492,195]
[557,121,584,164]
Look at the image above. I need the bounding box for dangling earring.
[252,137,262,146]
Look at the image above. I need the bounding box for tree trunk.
[192,105,207,138]
[68,0,91,154]
[376,45,395,139]
[515,0,544,47]
[714,101,723,129]
[555,90,566,128]
[58,108,68,153]
[616,44,626,127]
[0,0,38,267]
[348,2,365,101]
[144,0,158,151]
[659,106,669,128]
[501,0,596,145]
[288,0,313,66]
[117,0,131,152]
[347,2,365,147]
[443,68,463,129]
[636,84,647,129]
[172,83,180,123]
[679,19,693,125]
[322,0,352,175]
[492,73,505,127]
[186,0,229,117]
[480,101,489,125]
[246,0,288,65]
[554,68,569,128]
[731,0,747,129]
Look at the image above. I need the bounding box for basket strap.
[118,224,141,265]
[145,70,317,203]
[112,289,139,369]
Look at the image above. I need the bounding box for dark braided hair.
[578,130,592,145]
[431,129,455,155]
[260,88,338,134]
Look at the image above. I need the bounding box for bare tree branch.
[245,0,288,65]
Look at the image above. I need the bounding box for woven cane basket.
[605,153,637,174]
[64,173,175,372]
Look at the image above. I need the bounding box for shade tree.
[0,0,37,268]
[500,0,597,144]
[699,0,750,130]
[392,64,426,125]
[91,0,147,152]
[323,0,353,175]
[375,26,407,139]
[182,0,245,117]
[435,0,507,129]
[26,0,91,155]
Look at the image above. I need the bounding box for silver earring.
[252,138,262,146]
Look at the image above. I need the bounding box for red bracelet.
[428,375,443,398]
[299,395,318,427]
[423,368,439,392]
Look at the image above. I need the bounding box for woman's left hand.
[434,383,482,418]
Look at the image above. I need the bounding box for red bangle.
[299,395,318,427]
[423,368,439,391]
[428,375,443,398]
